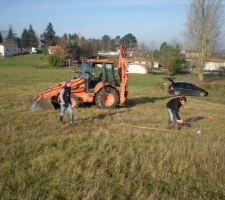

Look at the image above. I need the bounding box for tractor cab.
[79,59,117,91]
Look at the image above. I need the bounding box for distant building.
[204,61,225,71]
[127,59,160,74]
[30,47,37,54]
[128,63,148,74]
[97,51,119,57]
[0,44,18,56]
[180,50,199,59]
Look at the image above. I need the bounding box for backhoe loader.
[28,45,128,111]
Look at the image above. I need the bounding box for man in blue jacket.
[166,96,187,129]
[59,81,74,125]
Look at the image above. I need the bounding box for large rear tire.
[95,87,119,109]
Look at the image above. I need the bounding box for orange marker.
[208,115,215,121]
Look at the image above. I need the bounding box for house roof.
[48,45,59,54]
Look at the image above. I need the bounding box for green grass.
[128,74,165,88]
[0,54,49,68]
[0,55,225,199]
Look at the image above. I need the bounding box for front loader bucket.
[28,96,57,111]
[28,97,40,111]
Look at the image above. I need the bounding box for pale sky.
[0,0,207,47]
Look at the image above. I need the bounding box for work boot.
[176,122,183,130]
[174,122,179,130]
[59,116,64,124]
[167,121,174,129]
[70,115,74,126]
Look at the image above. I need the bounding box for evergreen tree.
[101,35,112,51]
[28,25,38,48]
[0,32,3,43]
[6,25,16,45]
[113,36,120,50]
[159,42,169,68]
[68,33,79,46]
[15,37,21,49]
[159,42,184,74]
[63,33,68,41]
[21,28,30,50]
[68,33,79,59]
[120,33,138,48]
[40,22,57,47]
[168,56,183,75]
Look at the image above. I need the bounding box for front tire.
[95,87,119,109]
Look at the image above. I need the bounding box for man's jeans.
[60,103,73,122]
[167,108,178,122]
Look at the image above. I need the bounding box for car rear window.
[176,83,186,88]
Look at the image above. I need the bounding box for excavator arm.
[118,44,129,106]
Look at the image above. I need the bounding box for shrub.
[47,55,62,67]
[42,48,49,55]
[168,56,183,75]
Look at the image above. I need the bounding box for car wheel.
[199,92,206,97]
[174,90,181,96]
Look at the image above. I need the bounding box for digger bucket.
[28,96,61,111]
[28,96,40,111]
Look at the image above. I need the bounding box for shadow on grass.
[77,110,130,124]
[171,116,205,130]
[126,96,171,107]
[184,116,205,124]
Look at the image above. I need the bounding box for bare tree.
[185,0,224,81]
[53,37,71,66]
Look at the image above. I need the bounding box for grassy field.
[0,55,225,200]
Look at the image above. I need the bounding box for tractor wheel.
[95,87,119,109]
[71,95,79,108]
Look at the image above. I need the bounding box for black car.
[166,78,208,96]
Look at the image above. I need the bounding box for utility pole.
[68,59,71,80]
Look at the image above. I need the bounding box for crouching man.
[166,96,187,129]
[59,81,74,125]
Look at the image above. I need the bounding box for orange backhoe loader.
[28,45,128,111]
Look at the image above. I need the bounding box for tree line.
[0,23,138,57]
[0,22,185,74]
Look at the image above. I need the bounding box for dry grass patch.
[0,56,225,199]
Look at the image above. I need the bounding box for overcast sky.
[0,0,202,47]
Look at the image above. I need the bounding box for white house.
[204,62,225,71]
[30,47,37,54]
[0,44,18,56]
[97,51,119,56]
[151,61,159,69]
[128,63,148,74]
